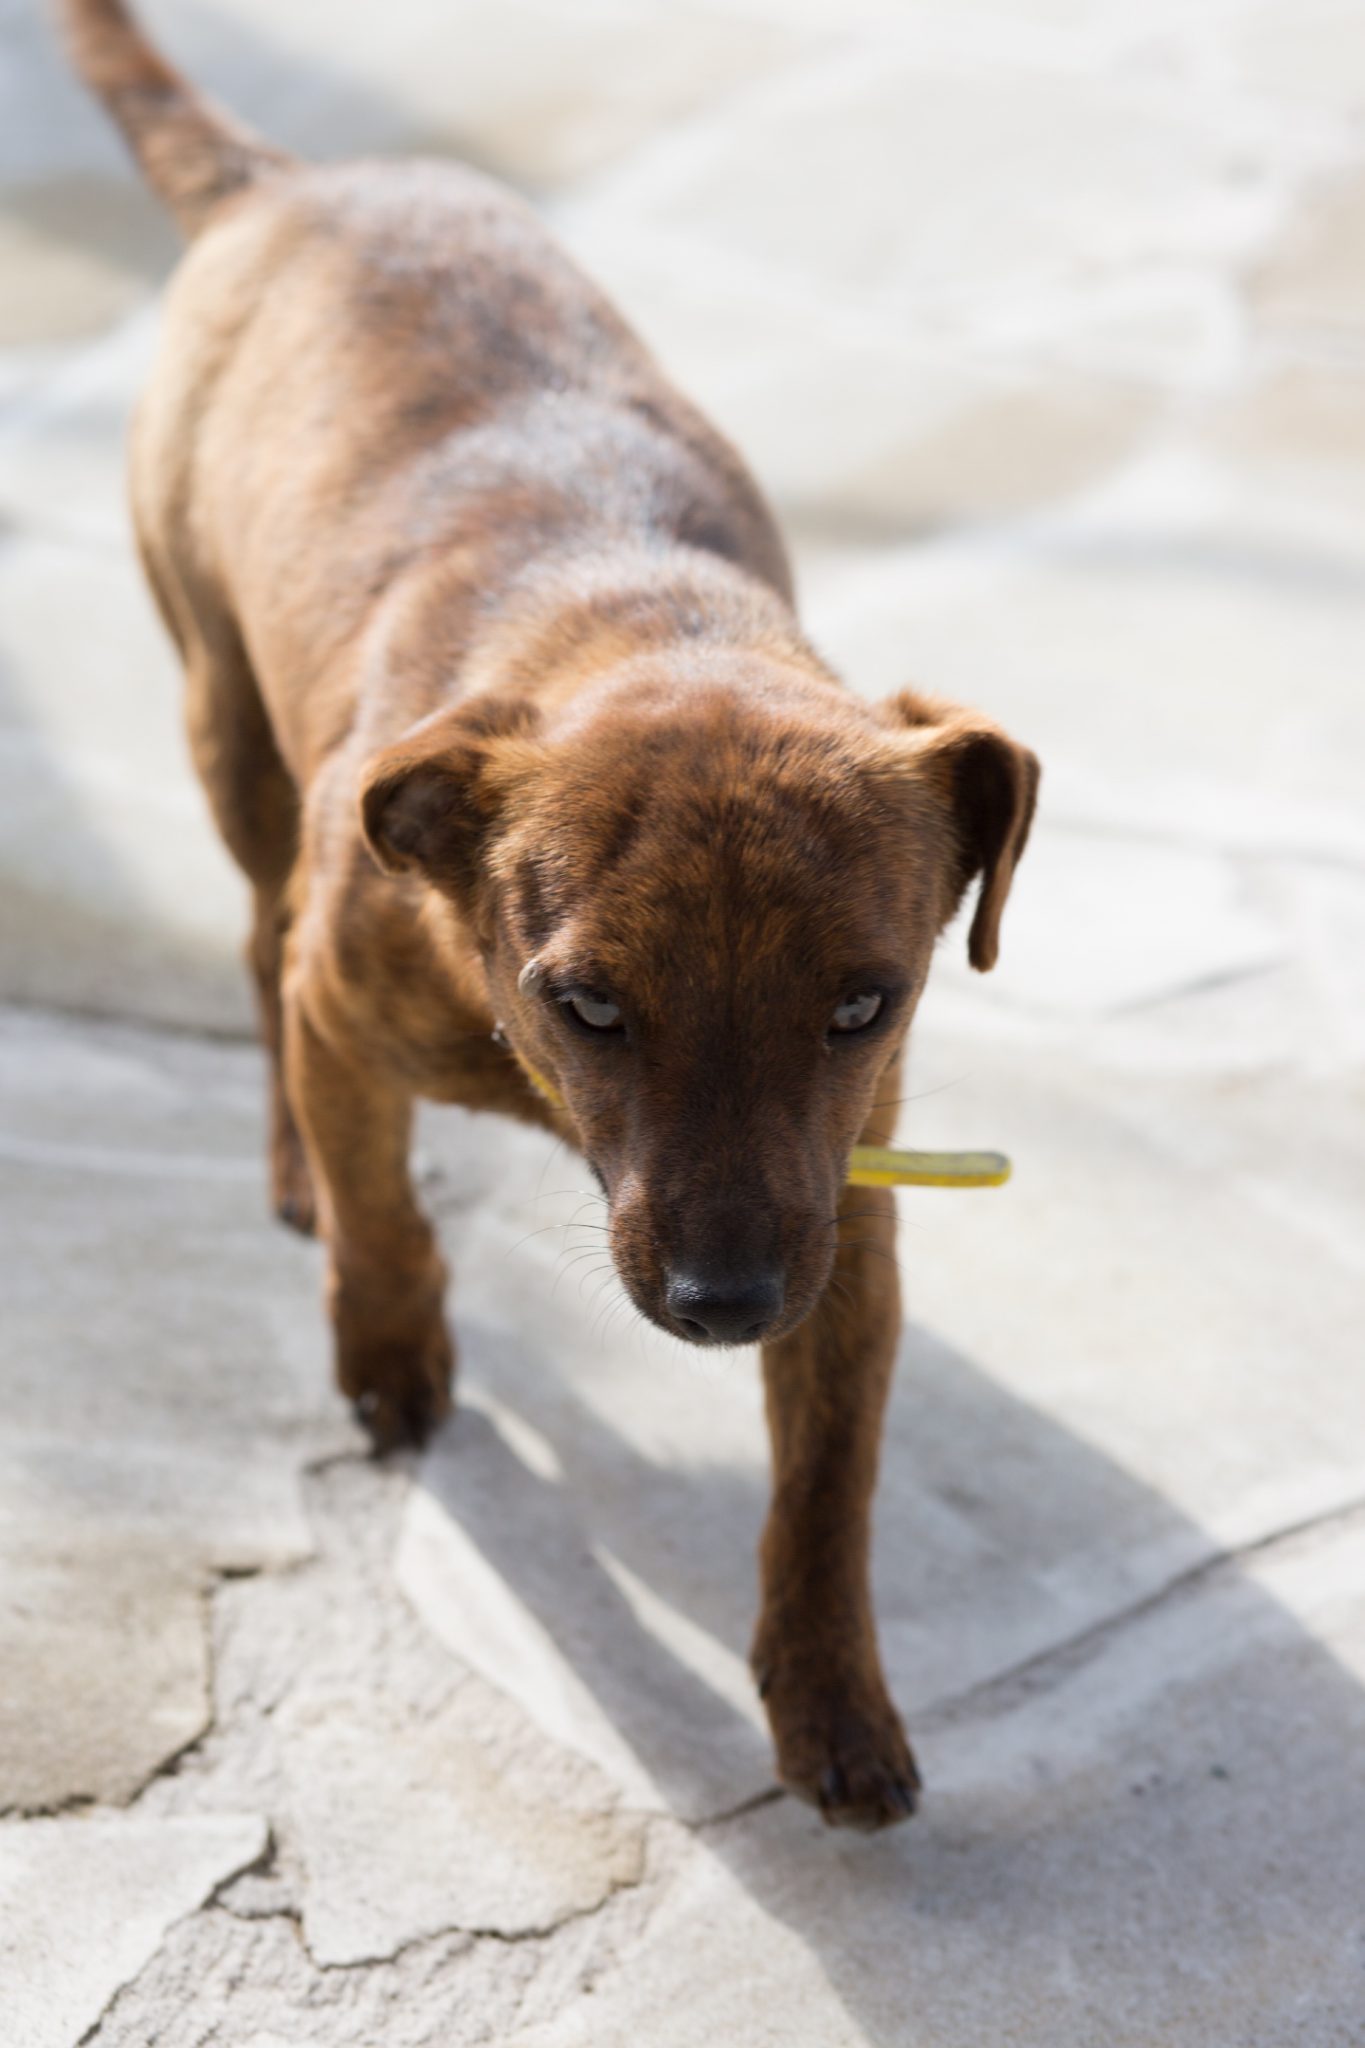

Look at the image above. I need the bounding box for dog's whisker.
[554,1243,614,1277]
[534,1134,571,1207]
[576,1260,614,1303]
[869,1075,970,1115]
[548,1246,606,1300]
[592,1288,635,1347]
[832,1243,912,1281]
[584,1264,618,1306]
[830,1211,927,1237]
[504,1203,608,1259]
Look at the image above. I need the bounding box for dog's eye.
[831,991,883,1034]
[562,990,623,1032]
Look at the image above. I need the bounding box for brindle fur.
[62,0,1039,1829]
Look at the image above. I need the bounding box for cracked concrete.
[3,0,1365,2041]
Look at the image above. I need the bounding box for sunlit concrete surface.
[2,1,1364,2041]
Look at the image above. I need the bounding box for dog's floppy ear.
[885,689,1040,972]
[360,695,542,897]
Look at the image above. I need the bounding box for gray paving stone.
[0,1010,334,1808]
[254,0,802,189]
[3,0,803,197]
[1209,363,1365,505]
[549,221,1160,527]
[1252,163,1365,339]
[562,44,1313,315]
[1232,0,1365,122]
[83,1456,660,2043]
[0,1550,208,1812]
[802,485,1365,848]
[0,525,251,1029]
[280,1686,646,1960]
[0,181,168,348]
[0,1812,267,2048]
[0,310,156,546]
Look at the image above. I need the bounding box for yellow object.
[505,1039,1011,1191]
[846,1145,1010,1189]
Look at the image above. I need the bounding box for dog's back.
[61,0,794,788]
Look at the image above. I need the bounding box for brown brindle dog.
[63,0,1039,1829]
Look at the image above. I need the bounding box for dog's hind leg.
[245,868,315,1235]
[163,578,315,1233]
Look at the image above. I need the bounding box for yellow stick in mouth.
[846,1146,1011,1189]
[505,1040,1011,1191]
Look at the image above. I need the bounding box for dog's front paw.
[337,1316,454,1453]
[757,1657,921,1831]
[330,1256,454,1452]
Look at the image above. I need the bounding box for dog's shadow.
[409,1284,1365,2038]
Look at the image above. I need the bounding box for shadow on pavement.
[414,1308,1365,2040]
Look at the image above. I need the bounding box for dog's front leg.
[753,1176,920,1829]
[284,997,452,1451]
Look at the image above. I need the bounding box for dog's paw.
[759,1664,921,1831]
[805,1714,921,1831]
[341,1321,455,1454]
[270,1132,317,1237]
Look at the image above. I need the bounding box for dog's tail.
[57,0,291,236]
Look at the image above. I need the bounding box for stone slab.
[1252,163,1365,339]
[2,0,801,199]
[0,1811,267,2048]
[280,1686,646,1961]
[0,1008,338,1807]
[0,525,251,1029]
[0,1550,207,1813]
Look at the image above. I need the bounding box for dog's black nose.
[665,1267,784,1345]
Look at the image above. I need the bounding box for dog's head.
[361,657,1038,1346]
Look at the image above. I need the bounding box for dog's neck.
[457,543,837,716]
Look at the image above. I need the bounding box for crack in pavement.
[1,993,255,1047]
[221,1868,655,1977]
[917,1489,1365,1735]
[1,1575,218,1822]
[691,1784,786,1832]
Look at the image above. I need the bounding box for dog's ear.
[360,696,542,897]
[884,689,1040,971]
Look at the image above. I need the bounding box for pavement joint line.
[917,1488,1365,1736]
[1038,812,1365,875]
[0,1129,265,1180]
[1105,958,1286,1017]
[0,994,256,1046]
[76,1842,597,2034]
[0,1789,101,1823]
[210,1837,658,1976]
[70,1820,275,2048]
[203,1827,280,1913]
[691,1784,787,1832]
